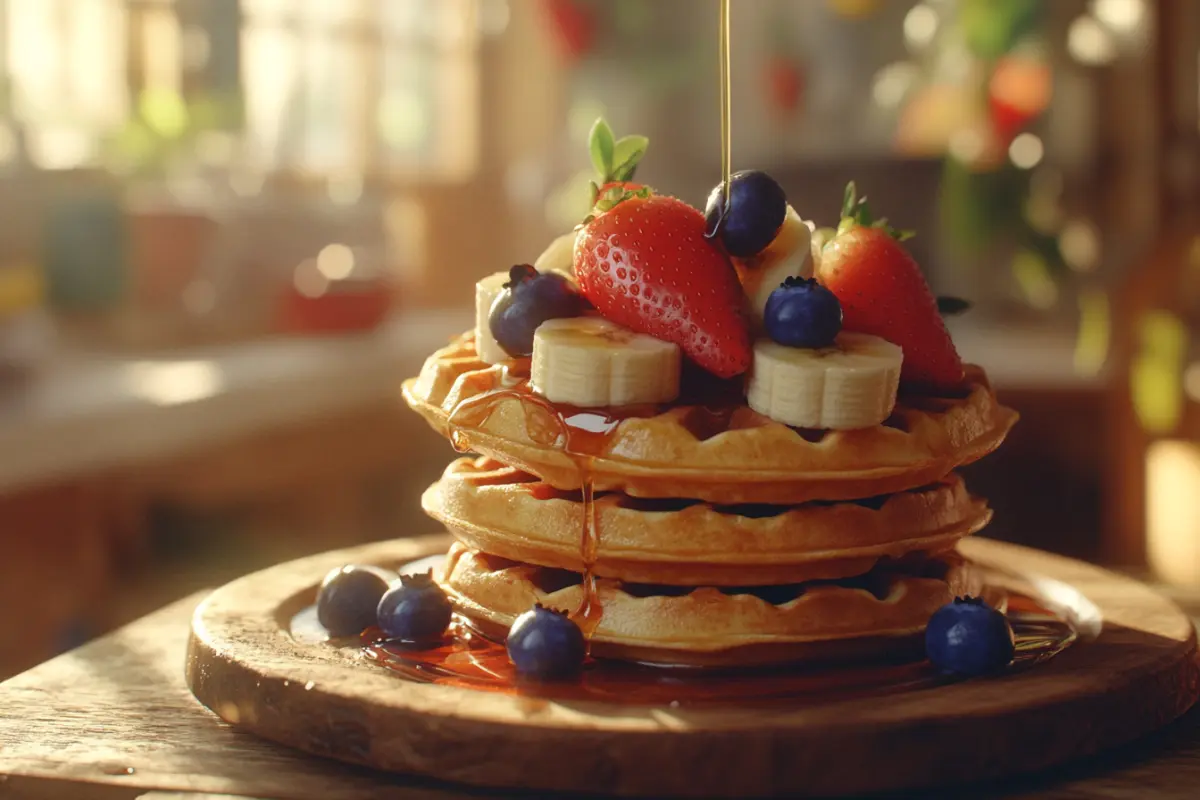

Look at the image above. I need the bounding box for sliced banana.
[531,317,681,407]
[534,231,577,276]
[474,271,511,364]
[746,333,903,430]
[735,206,814,330]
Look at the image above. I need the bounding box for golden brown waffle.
[424,457,991,586]
[439,544,983,667]
[403,332,1018,504]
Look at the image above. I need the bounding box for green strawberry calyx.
[587,117,649,203]
[837,181,916,242]
[578,185,653,228]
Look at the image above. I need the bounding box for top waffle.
[403,333,1017,504]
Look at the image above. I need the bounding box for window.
[1,0,481,179]
[242,0,480,178]
[6,0,128,168]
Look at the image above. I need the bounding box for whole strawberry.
[817,183,965,391]
[574,191,752,378]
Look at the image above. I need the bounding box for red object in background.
[542,0,595,62]
[277,282,393,335]
[988,56,1053,144]
[765,57,804,118]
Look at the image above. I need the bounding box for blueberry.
[925,596,1015,677]
[376,571,453,643]
[704,170,788,257]
[505,604,586,681]
[316,565,392,637]
[489,264,585,357]
[764,277,842,348]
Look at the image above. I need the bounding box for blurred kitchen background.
[0,0,1196,676]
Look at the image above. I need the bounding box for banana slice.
[534,231,578,276]
[531,317,681,407]
[735,206,814,330]
[474,271,511,364]
[746,333,903,430]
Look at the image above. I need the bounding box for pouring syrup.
[706,0,734,238]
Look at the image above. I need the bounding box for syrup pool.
[290,557,1081,709]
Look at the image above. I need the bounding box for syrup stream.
[705,0,733,239]
[718,0,732,204]
[573,457,603,638]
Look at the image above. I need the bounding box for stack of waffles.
[404,342,1016,667]
[402,129,1017,667]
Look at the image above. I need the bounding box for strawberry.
[816,183,965,391]
[574,192,752,378]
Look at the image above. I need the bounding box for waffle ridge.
[438,543,983,663]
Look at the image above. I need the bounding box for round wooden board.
[186,533,1200,798]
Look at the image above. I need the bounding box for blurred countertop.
[0,310,471,494]
[0,311,1096,495]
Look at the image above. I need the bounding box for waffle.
[438,543,983,667]
[403,332,1018,504]
[424,457,991,586]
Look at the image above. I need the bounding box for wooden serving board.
[186,533,1200,798]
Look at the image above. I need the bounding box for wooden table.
[0,594,1199,799]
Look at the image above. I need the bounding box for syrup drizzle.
[446,363,617,643]
[573,458,603,638]
[351,591,1077,708]
[718,0,732,203]
[443,355,762,641]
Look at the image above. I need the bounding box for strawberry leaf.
[587,118,651,185]
[839,181,916,242]
[613,135,648,162]
[855,200,875,227]
[841,182,859,219]
[589,118,615,180]
[610,134,649,182]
